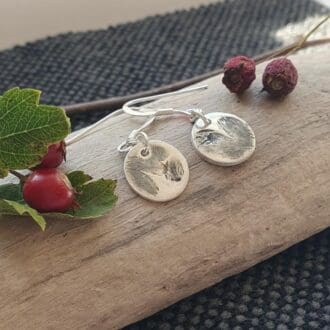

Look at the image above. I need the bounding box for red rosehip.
[23,168,78,213]
[36,141,66,168]
[222,55,256,93]
[262,58,298,97]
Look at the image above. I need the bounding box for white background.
[0,0,219,50]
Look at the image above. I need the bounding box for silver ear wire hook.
[67,85,210,147]
[189,109,212,128]
[117,117,155,153]
[123,83,256,167]
[123,85,211,128]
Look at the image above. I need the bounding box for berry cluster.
[222,56,298,97]
[22,141,78,213]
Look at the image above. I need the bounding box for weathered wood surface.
[0,52,329,329]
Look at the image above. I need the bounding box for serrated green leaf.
[0,182,45,229]
[0,168,8,179]
[0,87,71,175]
[67,171,92,192]
[0,199,46,231]
[0,174,117,228]
[73,179,118,218]
[0,183,23,201]
[50,178,118,219]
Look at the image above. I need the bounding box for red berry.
[222,55,256,93]
[23,168,77,213]
[36,141,66,168]
[262,58,298,97]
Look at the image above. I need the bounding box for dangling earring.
[123,85,256,166]
[118,117,189,202]
[66,85,255,201]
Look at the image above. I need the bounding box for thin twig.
[9,170,27,182]
[286,14,330,57]
[63,37,330,115]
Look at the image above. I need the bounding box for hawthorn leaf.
[0,173,118,230]
[67,171,92,192]
[53,178,118,219]
[0,168,8,179]
[0,87,71,176]
[0,183,23,201]
[0,183,46,230]
[72,179,118,218]
[0,199,46,231]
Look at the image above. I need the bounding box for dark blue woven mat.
[0,0,329,329]
[0,0,328,131]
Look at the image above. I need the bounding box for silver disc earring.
[123,85,256,166]
[118,118,189,202]
[190,111,255,166]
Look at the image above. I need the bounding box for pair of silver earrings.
[118,85,256,202]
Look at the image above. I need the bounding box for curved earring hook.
[117,116,155,153]
[123,85,208,117]
[66,85,209,147]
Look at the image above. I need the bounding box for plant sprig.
[0,88,117,230]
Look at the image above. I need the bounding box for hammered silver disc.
[124,140,189,202]
[191,112,256,166]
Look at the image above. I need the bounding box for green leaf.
[0,168,8,179]
[0,172,118,229]
[67,171,92,192]
[73,179,118,218]
[0,87,71,176]
[50,177,118,219]
[0,183,45,230]
[66,171,118,218]
[0,199,46,231]
[0,183,23,201]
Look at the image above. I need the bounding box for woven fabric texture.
[0,0,328,130]
[0,0,328,329]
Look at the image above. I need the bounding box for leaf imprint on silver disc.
[192,112,256,166]
[124,140,189,202]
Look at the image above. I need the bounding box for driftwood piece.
[0,51,329,329]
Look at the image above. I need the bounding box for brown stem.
[9,170,27,182]
[286,14,330,57]
[63,37,330,115]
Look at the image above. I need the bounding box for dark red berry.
[262,58,298,97]
[222,55,256,93]
[23,168,77,213]
[36,141,66,168]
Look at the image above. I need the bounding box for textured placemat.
[0,0,329,329]
[0,0,328,130]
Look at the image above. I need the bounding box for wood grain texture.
[0,51,329,330]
